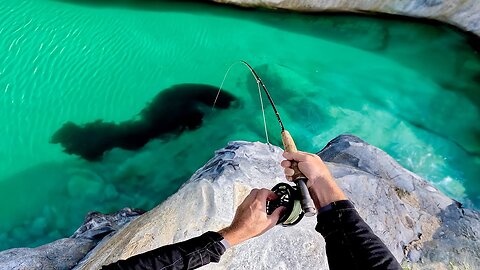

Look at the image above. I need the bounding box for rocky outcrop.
[77,135,479,269]
[320,135,480,269]
[211,0,480,37]
[0,208,143,270]
[1,135,479,269]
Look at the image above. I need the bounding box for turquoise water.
[0,0,479,250]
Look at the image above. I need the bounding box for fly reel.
[266,183,305,226]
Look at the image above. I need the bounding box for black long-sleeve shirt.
[315,200,401,269]
[101,232,226,270]
[102,200,402,269]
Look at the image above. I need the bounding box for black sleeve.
[101,231,226,270]
[315,200,402,270]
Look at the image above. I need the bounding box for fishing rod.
[240,61,285,131]
[239,61,317,220]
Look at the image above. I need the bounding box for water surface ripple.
[0,0,479,250]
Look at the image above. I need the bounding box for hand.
[218,188,285,246]
[281,151,347,209]
[281,151,334,187]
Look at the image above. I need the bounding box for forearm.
[315,200,401,270]
[101,231,226,270]
[308,176,347,209]
[282,151,401,269]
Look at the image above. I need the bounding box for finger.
[282,151,309,162]
[256,188,275,203]
[243,188,259,204]
[268,206,286,225]
[250,188,259,196]
[305,179,314,188]
[280,160,291,168]
[284,167,295,177]
[266,191,279,201]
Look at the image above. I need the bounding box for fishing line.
[212,62,240,110]
[256,75,270,144]
[240,61,285,132]
[213,61,317,223]
[213,61,271,144]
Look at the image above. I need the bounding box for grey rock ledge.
[0,135,478,270]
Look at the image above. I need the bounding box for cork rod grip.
[281,130,305,180]
[281,130,317,216]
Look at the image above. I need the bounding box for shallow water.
[0,0,479,250]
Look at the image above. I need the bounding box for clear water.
[0,0,479,250]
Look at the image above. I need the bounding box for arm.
[102,189,284,270]
[101,231,226,270]
[281,152,402,270]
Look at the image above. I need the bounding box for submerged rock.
[1,135,478,269]
[0,208,143,270]
[211,0,480,37]
[75,135,480,270]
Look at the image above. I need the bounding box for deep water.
[0,0,479,251]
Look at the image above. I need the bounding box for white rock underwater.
[212,0,480,37]
[2,135,477,270]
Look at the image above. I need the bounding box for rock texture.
[212,0,480,37]
[0,208,143,270]
[1,135,479,269]
[320,135,480,269]
[75,135,479,270]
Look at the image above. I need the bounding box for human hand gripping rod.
[281,130,317,216]
[240,61,317,217]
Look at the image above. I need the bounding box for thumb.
[269,206,286,224]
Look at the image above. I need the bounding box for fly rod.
[239,61,317,217]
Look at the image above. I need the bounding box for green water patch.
[0,0,479,250]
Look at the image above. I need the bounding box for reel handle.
[281,130,317,217]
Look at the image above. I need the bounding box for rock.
[75,142,329,270]
[407,248,422,263]
[319,135,480,269]
[210,0,480,37]
[0,208,143,270]
[75,135,480,270]
[0,238,94,270]
[72,208,145,241]
[2,135,478,269]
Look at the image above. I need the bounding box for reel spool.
[266,183,304,226]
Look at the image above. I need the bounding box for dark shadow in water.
[51,0,480,167]
[51,84,236,160]
[475,73,480,84]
